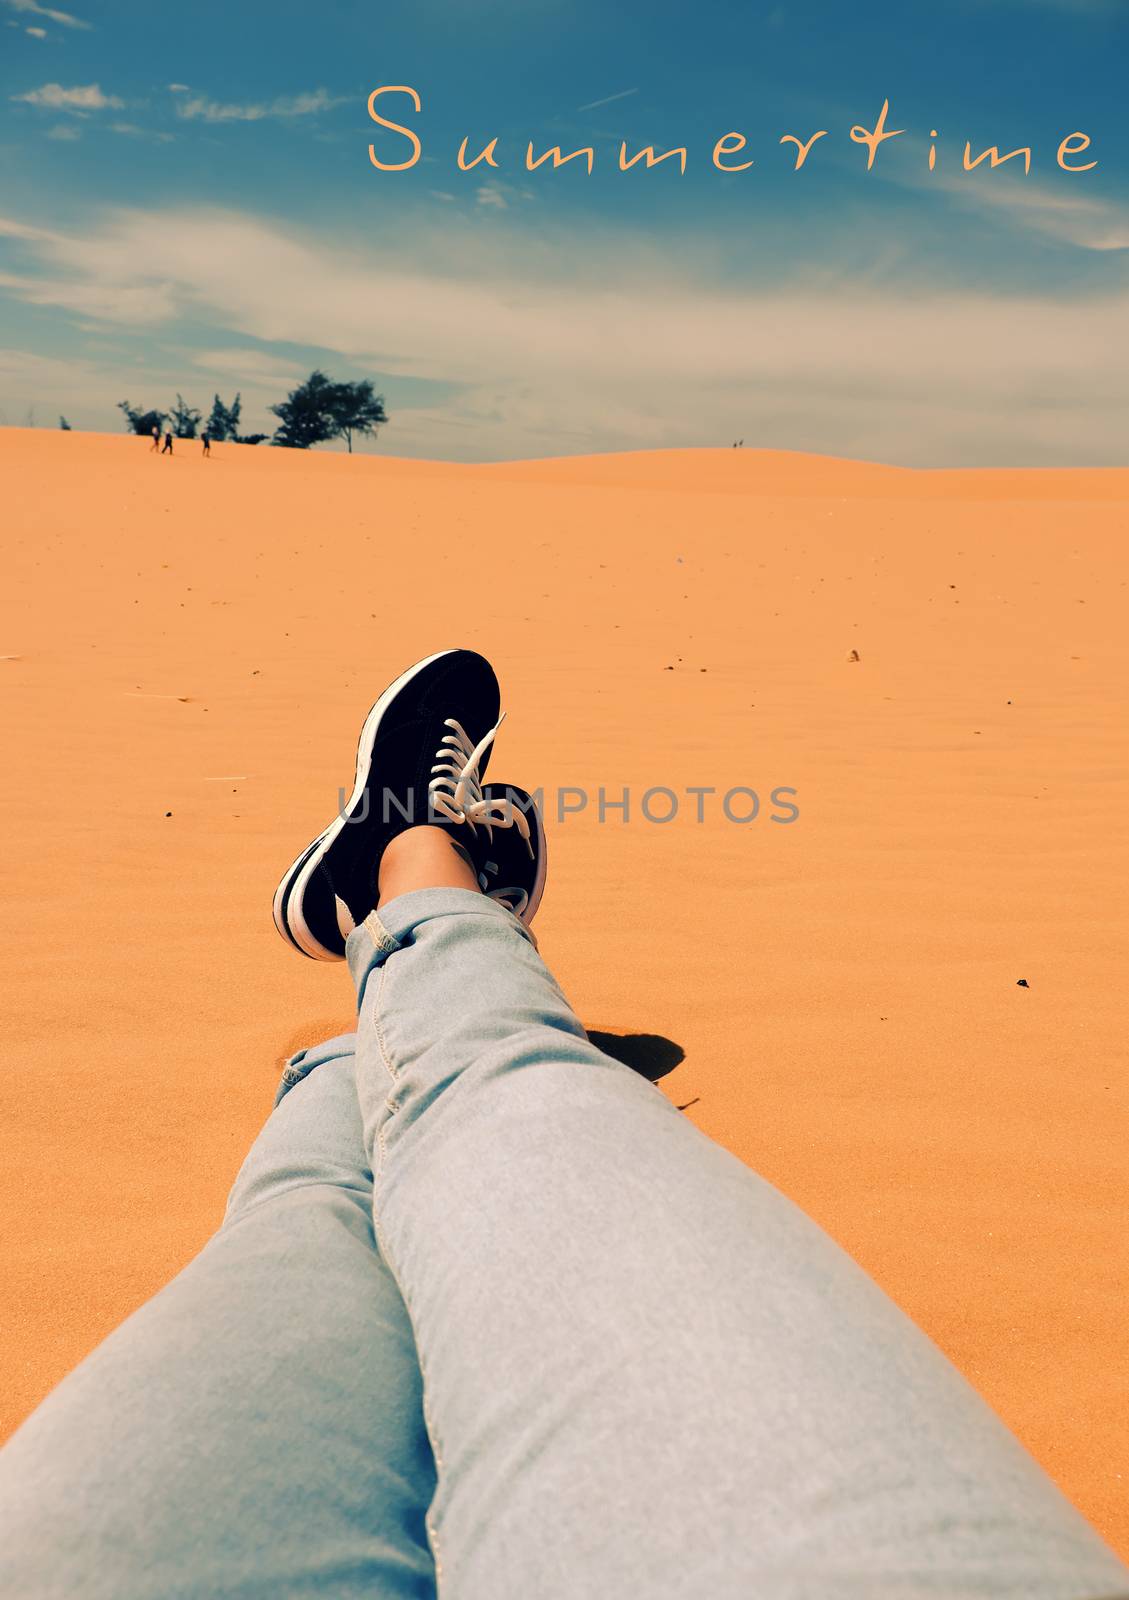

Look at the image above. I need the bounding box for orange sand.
[2,429,1126,1550]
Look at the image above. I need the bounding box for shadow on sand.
[585,1029,685,1084]
[274,1024,686,1086]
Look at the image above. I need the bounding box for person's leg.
[351,830,1129,1600]
[1,1038,438,1600]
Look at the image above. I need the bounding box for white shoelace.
[477,793,535,918]
[478,833,533,916]
[334,716,531,944]
[481,875,529,917]
[429,716,534,919]
[428,715,532,850]
[429,715,501,825]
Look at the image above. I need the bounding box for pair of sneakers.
[272,649,547,961]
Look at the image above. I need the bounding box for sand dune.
[2,428,1126,1552]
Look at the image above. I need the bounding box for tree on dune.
[269,370,340,449]
[206,392,243,442]
[170,394,202,439]
[270,370,389,451]
[330,380,387,453]
[59,416,72,431]
[206,393,267,445]
[118,400,168,436]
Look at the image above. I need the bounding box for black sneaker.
[475,783,547,927]
[273,648,501,960]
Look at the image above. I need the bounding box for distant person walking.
[161,430,174,456]
[201,431,211,457]
[150,425,160,453]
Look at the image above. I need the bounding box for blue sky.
[1,0,1126,463]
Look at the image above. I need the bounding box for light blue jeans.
[3,889,1126,1599]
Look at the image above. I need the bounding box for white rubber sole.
[270,827,330,954]
[274,648,459,961]
[519,795,548,927]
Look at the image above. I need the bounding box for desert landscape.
[2,427,1126,1553]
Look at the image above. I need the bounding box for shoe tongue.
[335,895,357,940]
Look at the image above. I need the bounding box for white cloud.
[475,180,537,211]
[174,87,343,123]
[111,122,174,143]
[866,132,1129,254]
[0,258,176,323]
[167,83,190,93]
[12,82,122,111]
[0,216,59,241]
[0,203,1126,465]
[932,172,1129,251]
[4,0,90,28]
[0,347,144,429]
[0,345,282,434]
[190,347,302,385]
[45,122,79,140]
[25,25,46,36]
[576,87,639,114]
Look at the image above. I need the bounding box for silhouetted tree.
[59,415,72,431]
[329,379,387,453]
[270,370,340,449]
[170,394,202,439]
[270,370,389,451]
[118,400,168,436]
[206,392,243,442]
[205,394,226,440]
